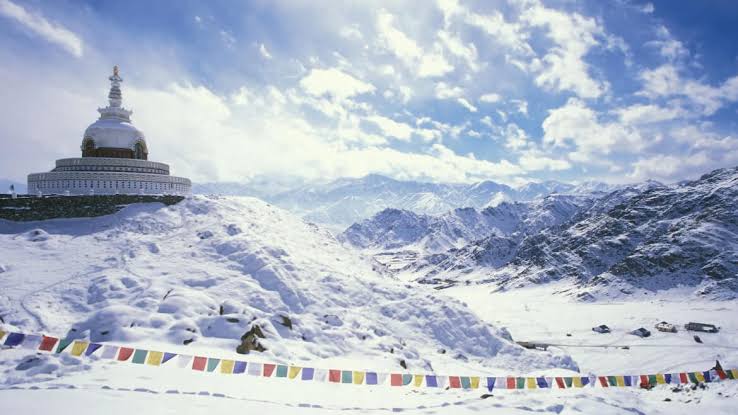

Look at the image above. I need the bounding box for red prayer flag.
[598,376,609,387]
[263,363,276,377]
[38,336,58,351]
[716,370,727,380]
[390,373,403,386]
[640,375,649,387]
[329,370,341,383]
[679,373,689,384]
[192,356,207,371]
[449,376,461,388]
[117,347,134,361]
[555,377,566,388]
[506,377,516,389]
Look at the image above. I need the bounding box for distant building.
[27,66,191,196]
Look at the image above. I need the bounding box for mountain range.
[341,167,738,299]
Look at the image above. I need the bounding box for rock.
[279,315,293,330]
[399,359,407,369]
[237,325,267,354]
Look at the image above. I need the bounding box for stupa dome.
[80,66,148,160]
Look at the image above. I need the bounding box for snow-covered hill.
[401,167,738,299]
[0,196,573,376]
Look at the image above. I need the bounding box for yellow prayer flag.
[146,351,163,366]
[220,359,235,374]
[470,377,480,389]
[0,330,6,341]
[70,341,89,357]
[695,372,705,382]
[731,369,738,379]
[526,377,537,389]
[656,374,666,384]
[413,374,423,387]
[288,366,302,379]
[572,377,583,387]
[353,371,365,385]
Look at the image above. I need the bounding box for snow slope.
[0,196,572,377]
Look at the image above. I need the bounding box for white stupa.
[27,66,191,196]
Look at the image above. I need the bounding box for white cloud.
[480,115,493,127]
[376,9,422,64]
[461,8,533,55]
[366,115,414,141]
[258,43,272,59]
[479,93,502,103]
[504,123,528,150]
[521,3,608,99]
[542,98,643,160]
[418,49,454,78]
[456,97,477,112]
[518,151,572,171]
[339,24,363,40]
[434,82,463,99]
[615,103,684,125]
[645,26,688,61]
[638,64,738,116]
[510,99,528,116]
[438,29,479,71]
[300,68,375,100]
[0,0,83,57]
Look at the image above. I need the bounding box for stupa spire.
[108,65,123,108]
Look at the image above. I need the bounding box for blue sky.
[1,0,738,186]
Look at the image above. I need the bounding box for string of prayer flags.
[2,330,737,393]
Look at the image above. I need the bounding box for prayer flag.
[289,366,302,379]
[564,377,573,388]
[329,369,341,383]
[506,377,516,389]
[162,352,177,364]
[624,376,632,387]
[100,345,118,359]
[516,377,525,389]
[147,351,164,366]
[656,374,666,384]
[353,371,365,385]
[301,367,315,381]
[555,377,566,388]
[461,376,471,389]
[276,365,288,378]
[413,374,423,387]
[341,370,352,384]
[573,377,584,388]
[486,377,496,391]
[263,363,276,377]
[21,334,42,350]
[131,349,148,364]
[390,373,403,386]
[471,376,480,389]
[702,371,711,382]
[365,372,378,385]
[449,376,461,388]
[435,376,447,389]
[3,332,24,347]
[425,375,438,388]
[599,376,609,387]
[117,347,134,361]
[85,343,102,356]
[70,341,89,357]
[607,376,617,386]
[537,377,548,388]
[57,338,74,353]
[0,330,5,341]
[176,355,193,369]
[402,374,412,386]
[192,356,207,371]
[220,359,234,374]
[206,358,220,372]
[313,369,327,382]
[526,377,537,389]
[39,336,59,352]
[233,361,247,374]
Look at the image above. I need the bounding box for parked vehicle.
[685,322,719,333]
[592,324,611,334]
[655,321,677,333]
[630,327,651,338]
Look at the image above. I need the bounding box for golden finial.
[113,65,119,77]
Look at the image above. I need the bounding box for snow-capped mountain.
[342,195,592,254]
[0,196,572,373]
[263,174,614,229]
[403,166,738,299]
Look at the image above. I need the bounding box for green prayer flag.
[131,349,148,364]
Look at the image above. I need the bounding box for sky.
[1,0,738,187]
